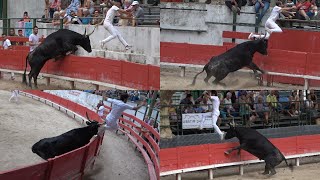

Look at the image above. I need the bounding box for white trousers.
[252,19,283,39]
[200,113,223,136]
[9,92,18,102]
[102,22,129,47]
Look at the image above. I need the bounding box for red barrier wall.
[160,134,320,173]
[0,49,160,90]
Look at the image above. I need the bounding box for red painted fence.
[160,134,320,173]
[0,48,160,90]
[161,30,320,86]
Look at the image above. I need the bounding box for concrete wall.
[8,0,45,23]
[22,23,159,65]
[160,3,272,45]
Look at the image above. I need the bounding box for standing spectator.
[267,90,278,111]
[99,0,133,51]
[45,0,50,18]
[2,34,14,80]
[224,92,236,117]
[20,11,31,22]
[96,100,106,119]
[66,0,81,15]
[310,89,318,109]
[29,26,44,79]
[49,0,62,18]
[17,30,25,46]
[180,94,194,113]
[8,28,17,46]
[130,1,144,26]
[255,0,270,24]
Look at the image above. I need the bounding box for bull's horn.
[83,28,87,36]
[86,25,97,36]
[262,31,267,39]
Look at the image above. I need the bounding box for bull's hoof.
[269,171,276,176]
[261,171,269,175]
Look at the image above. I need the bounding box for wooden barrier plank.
[0,161,49,180]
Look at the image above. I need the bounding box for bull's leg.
[212,70,228,86]
[33,75,38,89]
[224,144,245,155]
[204,74,212,85]
[262,164,270,175]
[269,167,277,176]
[249,62,265,74]
[28,72,33,88]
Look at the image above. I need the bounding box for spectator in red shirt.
[295,0,312,20]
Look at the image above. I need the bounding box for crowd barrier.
[160,134,320,179]
[0,90,160,180]
[0,90,105,180]
[161,30,320,87]
[0,47,160,89]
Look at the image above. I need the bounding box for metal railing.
[161,100,320,136]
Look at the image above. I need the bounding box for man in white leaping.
[200,90,225,141]
[100,0,133,51]
[9,89,19,103]
[248,1,294,40]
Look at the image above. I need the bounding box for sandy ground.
[161,160,320,180]
[160,66,308,90]
[0,90,81,171]
[0,90,148,179]
[0,73,113,90]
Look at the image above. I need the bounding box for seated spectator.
[131,1,144,26]
[8,28,17,46]
[80,9,92,24]
[224,92,236,116]
[45,0,50,18]
[254,95,270,124]
[248,0,256,6]
[267,90,278,111]
[66,0,81,15]
[305,94,315,109]
[310,89,318,109]
[2,34,12,50]
[118,0,133,26]
[307,0,318,19]
[295,0,312,20]
[225,0,247,15]
[49,0,62,19]
[52,11,62,25]
[91,10,104,25]
[17,30,25,46]
[59,10,72,24]
[255,0,270,24]
[180,94,194,113]
[78,0,95,17]
[20,11,31,22]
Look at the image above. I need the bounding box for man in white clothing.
[103,93,146,132]
[100,0,133,51]
[2,34,15,80]
[9,89,19,103]
[248,1,294,40]
[29,26,44,79]
[200,90,225,141]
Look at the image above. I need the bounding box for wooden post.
[304,79,309,90]
[180,66,186,77]
[45,77,50,86]
[0,71,2,79]
[69,81,75,89]
[94,84,99,90]
[176,173,182,180]
[296,158,300,166]
[239,164,244,175]
[208,169,214,179]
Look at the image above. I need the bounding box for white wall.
[160,3,271,45]
[8,0,45,24]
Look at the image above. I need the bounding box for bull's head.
[85,112,104,135]
[224,121,237,140]
[256,33,268,55]
[81,26,97,53]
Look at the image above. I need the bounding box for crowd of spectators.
[170,90,319,127]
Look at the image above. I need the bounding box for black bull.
[191,39,268,86]
[31,112,103,160]
[224,124,293,176]
[23,27,96,88]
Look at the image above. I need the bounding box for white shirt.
[3,39,11,49]
[105,98,134,123]
[104,5,120,24]
[98,105,105,117]
[210,96,220,116]
[268,6,281,22]
[29,34,40,52]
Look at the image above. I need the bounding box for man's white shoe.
[220,132,226,141]
[125,45,132,50]
[100,41,105,49]
[248,33,254,40]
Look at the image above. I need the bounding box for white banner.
[182,112,213,129]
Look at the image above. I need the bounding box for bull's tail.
[191,66,206,86]
[22,54,28,84]
[283,154,294,172]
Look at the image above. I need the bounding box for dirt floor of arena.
[0,73,113,90]
[161,156,320,180]
[0,90,148,179]
[160,66,308,90]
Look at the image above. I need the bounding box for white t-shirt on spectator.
[210,96,220,116]
[104,5,120,24]
[29,34,40,52]
[268,6,281,22]
[98,105,105,117]
[3,39,11,49]
[105,98,134,127]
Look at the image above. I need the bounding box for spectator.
[180,94,194,113]
[130,1,144,26]
[254,95,270,125]
[59,10,72,24]
[2,34,14,80]
[225,0,246,15]
[119,0,133,26]
[310,89,318,109]
[307,0,318,19]
[305,94,315,109]
[45,0,50,18]
[224,92,236,117]
[52,11,62,25]
[267,90,278,111]
[29,26,44,53]
[8,28,17,46]
[295,0,312,20]
[99,0,133,51]
[96,100,105,119]
[66,0,81,15]
[91,10,104,25]
[80,9,92,24]
[78,0,95,17]
[49,0,62,18]
[255,0,270,24]
[70,10,83,24]
[20,11,31,22]
[17,30,25,46]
